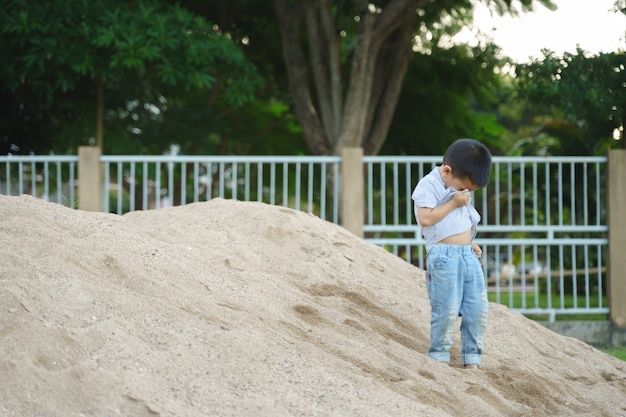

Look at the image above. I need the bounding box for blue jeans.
[425,244,488,366]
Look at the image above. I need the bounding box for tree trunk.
[274,0,330,155]
[273,0,426,156]
[622,109,625,149]
[96,75,104,152]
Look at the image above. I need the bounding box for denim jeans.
[425,244,488,366]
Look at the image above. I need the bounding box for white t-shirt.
[412,166,481,253]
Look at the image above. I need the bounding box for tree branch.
[373,0,425,45]
[365,14,415,155]
[336,10,377,151]
[304,2,335,143]
[274,0,330,154]
[319,0,343,142]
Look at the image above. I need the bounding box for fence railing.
[0,155,78,206]
[0,150,617,323]
[361,155,608,321]
[99,155,342,222]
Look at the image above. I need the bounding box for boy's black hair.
[443,138,492,187]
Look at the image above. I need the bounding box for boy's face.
[441,165,478,192]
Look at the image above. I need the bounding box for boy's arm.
[417,189,472,227]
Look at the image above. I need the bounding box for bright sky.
[456,0,625,62]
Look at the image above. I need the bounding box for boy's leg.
[459,255,488,367]
[425,247,461,363]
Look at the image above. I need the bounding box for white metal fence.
[0,154,608,321]
[99,155,343,222]
[0,155,78,206]
[362,156,608,321]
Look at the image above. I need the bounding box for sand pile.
[1,194,625,417]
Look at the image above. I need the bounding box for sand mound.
[1,194,625,417]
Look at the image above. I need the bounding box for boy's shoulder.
[417,166,441,187]
[413,167,444,203]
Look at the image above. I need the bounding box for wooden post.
[341,147,364,238]
[607,149,626,330]
[78,146,102,212]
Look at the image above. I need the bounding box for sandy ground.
[1,194,625,417]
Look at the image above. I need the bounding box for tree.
[0,0,262,154]
[515,49,626,154]
[383,43,507,156]
[272,0,554,156]
[162,0,309,156]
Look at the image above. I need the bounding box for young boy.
[412,138,492,369]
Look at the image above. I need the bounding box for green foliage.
[514,50,626,154]
[0,0,263,154]
[2,0,261,100]
[142,93,306,156]
[380,2,560,158]
[383,43,507,156]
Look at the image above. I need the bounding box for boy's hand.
[452,189,472,207]
[472,242,482,258]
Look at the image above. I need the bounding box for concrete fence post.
[607,149,626,344]
[341,147,364,238]
[78,146,102,212]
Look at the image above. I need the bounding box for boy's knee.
[480,309,488,327]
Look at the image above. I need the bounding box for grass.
[598,346,626,362]
[487,291,607,321]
